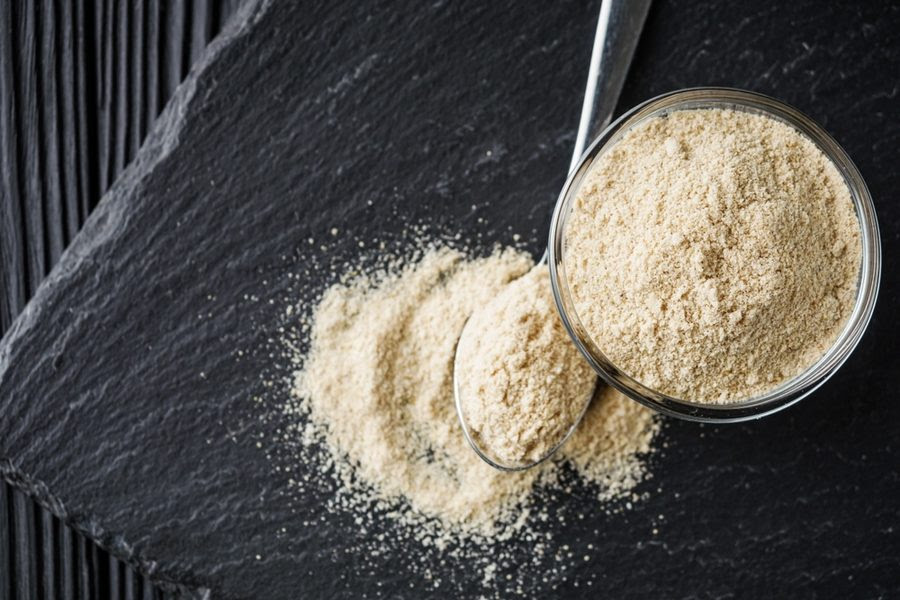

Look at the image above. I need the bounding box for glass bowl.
[548,88,881,422]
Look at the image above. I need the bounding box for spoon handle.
[568,0,653,174]
[539,0,651,266]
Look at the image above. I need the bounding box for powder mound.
[457,265,596,466]
[292,244,659,538]
[566,108,861,404]
[564,385,658,501]
[296,247,538,533]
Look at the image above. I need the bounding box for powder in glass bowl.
[565,108,861,404]
[456,265,596,466]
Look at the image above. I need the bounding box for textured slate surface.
[0,1,240,597]
[1,0,899,597]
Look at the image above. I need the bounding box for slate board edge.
[0,461,204,599]
[0,0,271,594]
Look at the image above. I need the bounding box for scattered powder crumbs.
[567,108,861,403]
[565,385,658,501]
[284,242,660,548]
[456,265,596,466]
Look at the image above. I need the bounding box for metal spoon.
[453,0,653,471]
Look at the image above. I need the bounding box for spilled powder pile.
[456,265,595,466]
[565,385,659,500]
[566,108,861,403]
[292,245,658,538]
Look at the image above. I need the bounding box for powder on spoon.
[291,244,659,538]
[565,108,861,403]
[456,265,595,466]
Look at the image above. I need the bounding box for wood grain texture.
[0,0,241,336]
[0,1,242,597]
[1,480,174,599]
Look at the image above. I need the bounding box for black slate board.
[0,2,241,597]
[1,0,899,597]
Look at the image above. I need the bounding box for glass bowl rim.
[548,87,882,422]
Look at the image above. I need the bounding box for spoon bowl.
[452,266,599,472]
[453,0,652,471]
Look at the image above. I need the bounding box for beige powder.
[456,265,595,466]
[296,248,539,532]
[566,108,861,403]
[565,385,659,501]
[292,245,659,537]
